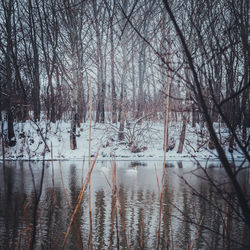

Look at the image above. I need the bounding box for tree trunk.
[55,68,63,121]
[177,118,186,154]
[241,87,249,142]
[163,43,172,151]
[93,0,105,123]
[70,112,77,150]
[77,84,86,125]
[192,103,198,127]
[29,0,40,121]
[1,114,6,169]
[70,58,78,149]
[110,16,117,124]
[228,135,234,153]
[131,45,136,116]
[48,77,56,123]
[118,84,123,123]
[4,1,16,147]
[7,104,16,147]
[137,40,146,119]
[118,106,125,141]
[100,85,105,123]
[118,0,128,132]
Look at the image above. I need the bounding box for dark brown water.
[0,160,249,249]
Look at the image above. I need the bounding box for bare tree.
[57,0,89,149]
[136,1,155,119]
[0,0,16,146]
[105,0,118,124]
[35,0,59,123]
[28,0,41,121]
[162,0,250,228]
[92,0,107,123]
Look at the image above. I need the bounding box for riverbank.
[0,120,245,161]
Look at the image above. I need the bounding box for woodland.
[0,0,250,248]
[0,0,248,151]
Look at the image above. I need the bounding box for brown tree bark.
[163,43,172,151]
[177,118,186,154]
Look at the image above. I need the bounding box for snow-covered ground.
[0,119,245,161]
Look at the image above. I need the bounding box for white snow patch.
[0,120,246,162]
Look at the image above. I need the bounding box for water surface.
[0,160,249,249]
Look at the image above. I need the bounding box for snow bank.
[0,120,245,161]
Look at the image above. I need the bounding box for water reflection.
[0,160,249,249]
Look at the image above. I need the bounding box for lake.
[0,160,249,249]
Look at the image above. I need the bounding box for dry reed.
[156,42,172,250]
[88,77,93,250]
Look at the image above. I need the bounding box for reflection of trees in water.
[1,162,33,249]
[175,190,191,248]
[68,164,84,249]
[118,184,128,248]
[124,188,158,249]
[145,189,157,247]
[161,183,174,249]
[0,161,249,249]
[41,187,66,248]
[152,164,250,250]
[2,167,26,248]
[127,185,136,245]
[175,166,250,250]
[136,189,146,249]
[94,189,106,249]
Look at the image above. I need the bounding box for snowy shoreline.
[1,156,245,163]
[0,120,245,162]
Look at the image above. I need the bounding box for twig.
[30,119,50,153]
